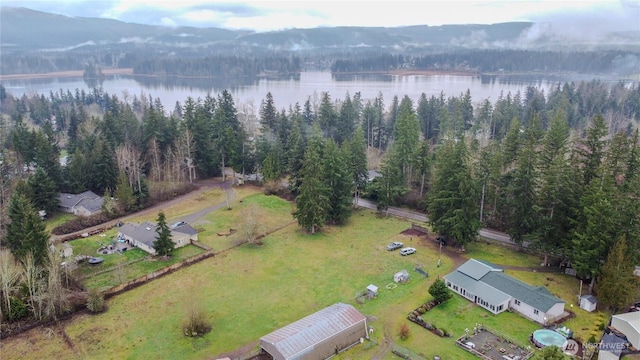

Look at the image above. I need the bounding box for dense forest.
[331,50,640,75]
[0,76,639,322]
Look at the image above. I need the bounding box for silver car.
[399,247,416,256]
[386,241,404,251]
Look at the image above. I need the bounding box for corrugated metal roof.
[261,303,366,359]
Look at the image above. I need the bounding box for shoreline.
[0,68,478,81]
[0,68,134,80]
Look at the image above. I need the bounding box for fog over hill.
[2,7,639,54]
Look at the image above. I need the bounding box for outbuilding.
[260,303,368,360]
[579,295,597,312]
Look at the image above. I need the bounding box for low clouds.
[2,0,639,34]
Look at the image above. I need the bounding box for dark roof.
[260,303,366,359]
[76,197,104,213]
[580,295,598,304]
[173,223,197,236]
[58,191,101,209]
[600,333,627,356]
[118,222,158,249]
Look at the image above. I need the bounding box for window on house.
[534,309,539,315]
[514,299,521,306]
[178,239,183,244]
[497,305,503,311]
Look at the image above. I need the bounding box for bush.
[435,328,445,337]
[182,307,211,337]
[428,278,452,304]
[425,322,434,330]
[588,334,597,344]
[8,297,28,321]
[86,289,105,313]
[399,323,410,340]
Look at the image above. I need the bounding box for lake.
[1,71,625,111]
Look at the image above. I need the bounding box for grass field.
[3,187,613,360]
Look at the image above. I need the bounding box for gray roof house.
[260,303,368,360]
[444,258,566,325]
[58,191,104,217]
[118,221,197,255]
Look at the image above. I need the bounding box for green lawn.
[4,193,605,360]
[44,211,77,233]
[464,241,543,268]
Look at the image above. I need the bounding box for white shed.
[367,284,378,298]
[579,295,597,312]
[394,270,410,283]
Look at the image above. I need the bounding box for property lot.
[2,189,611,360]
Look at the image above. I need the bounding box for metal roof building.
[260,303,368,360]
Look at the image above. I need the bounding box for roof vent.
[146,227,151,231]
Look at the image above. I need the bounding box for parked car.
[386,241,404,251]
[171,221,187,229]
[399,247,416,256]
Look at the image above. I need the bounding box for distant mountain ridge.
[2,7,638,53]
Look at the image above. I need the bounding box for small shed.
[367,284,378,298]
[394,270,410,283]
[60,243,73,258]
[579,295,597,312]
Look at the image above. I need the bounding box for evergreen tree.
[393,96,421,186]
[534,113,578,264]
[504,125,539,245]
[337,93,357,144]
[373,145,406,215]
[428,278,452,303]
[292,134,329,234]
[579,114,609,186]
[428,139,481,248]
[259,92,277,133]
[345,126,368,206]
[286,120,307,195]
[322,140,352,224]
[595,237,637,311]
[94,141,118,195]
[115,172,135,213]
[27,167,58,214]
[6,193,49,265]
[317,92,337,140]
[153,211,174,257]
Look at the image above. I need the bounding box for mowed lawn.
[5,189,610,360]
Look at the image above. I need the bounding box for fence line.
[80,256,147,280]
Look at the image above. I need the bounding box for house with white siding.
[444,259,566,325]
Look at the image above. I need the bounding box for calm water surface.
[2,71,622,110]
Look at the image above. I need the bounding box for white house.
[58,191,104,216]
[118,221,197,255]
[444,259,566,325]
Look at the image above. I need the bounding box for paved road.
[354,198,523,247]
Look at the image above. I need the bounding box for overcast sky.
[3,0,639,33]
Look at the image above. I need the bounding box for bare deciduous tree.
[0,250,20,320]
[21,252,44,320]
[177,129,195,183]
[43,250,69,320]
[115,142,146,193]
[240,204,265,245]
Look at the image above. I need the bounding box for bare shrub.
[182,306,211,337]
[399,323,410,340]
[86,288,105,313]
[240,203,266,245]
